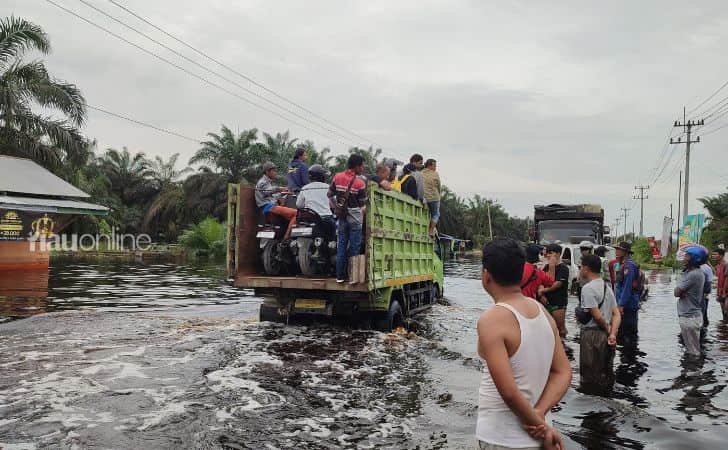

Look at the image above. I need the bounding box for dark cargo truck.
[533,203,610,245]
[227,182,444,330]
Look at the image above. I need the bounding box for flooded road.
[1,259,727,449]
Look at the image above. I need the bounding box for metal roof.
[0,195,108,216]
[0,155,90,198]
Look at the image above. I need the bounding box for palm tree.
[98,147,153,204]
[262,130,298,170]
[183,168,228,222]
[148,153,192,190]
[190,125,265,183]
[699,190,728,249]
[0,16,87,166]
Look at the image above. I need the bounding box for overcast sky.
[5,0,728,237]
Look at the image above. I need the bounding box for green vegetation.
[178,218,226,259]
[0,16,86,166]
[699,190,728,250]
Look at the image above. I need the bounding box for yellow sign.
[0,211,23,238]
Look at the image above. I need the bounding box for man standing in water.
[614,242,640,347]
[713,247,728,321]
[476,238,571,450]
[578,254,621,394]
[674,246,709,357]
[538,244,570,337]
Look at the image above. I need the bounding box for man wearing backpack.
[577,255,621,395]
[614,242,640,348]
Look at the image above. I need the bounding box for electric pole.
[634,185,649,237]
[620,207,631,241]
[615,217,622,241]
[676,170,682,241]
[671,108,704,222]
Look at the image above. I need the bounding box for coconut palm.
[148,153,192,190]
[190,125,265,183]
[262,130,298,170]
[98,147,153,204]
[0,16,86,166]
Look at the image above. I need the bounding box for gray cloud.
[4,0,728,235]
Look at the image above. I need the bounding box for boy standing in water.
[539,243,570,337]
[476,238,571,450]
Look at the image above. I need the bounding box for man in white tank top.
[476,238,572,450]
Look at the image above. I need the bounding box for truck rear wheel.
[373,300,403,332]
[259,304,286,323]
[297,238,317,276]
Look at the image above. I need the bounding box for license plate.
[291,227,313,237]
[256,231,275,239]
[295,299,326,309]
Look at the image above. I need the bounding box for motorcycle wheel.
[262,240,281,275]
[297,238,317,276]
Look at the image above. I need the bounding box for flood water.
[1,258,727,449]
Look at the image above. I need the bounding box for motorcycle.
[290,208,337,276]
[257,195,297,275]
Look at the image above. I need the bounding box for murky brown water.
[1,258,727,449]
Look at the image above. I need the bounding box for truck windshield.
[538,222,597,244]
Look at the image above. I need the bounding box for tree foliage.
[699,190,728,250]
[0,16,87,166]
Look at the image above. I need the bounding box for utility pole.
[669,203,673,253]
[615,217,622,241]
[620,207,631,241]
[486,200,493,241]
[633,185,649,237]
[671,107,704,222]
[676,170,682,241]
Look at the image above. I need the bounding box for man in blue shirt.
[287,147,310,192]
[614,242,640,347]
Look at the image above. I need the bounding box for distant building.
[0,155,108,271]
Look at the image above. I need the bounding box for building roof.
[0,155,90,198]
[0,195,108,216]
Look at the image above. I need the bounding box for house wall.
[0,240,50,271]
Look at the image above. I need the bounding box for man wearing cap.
[579,241,594,260]
[614,242,640,347]
[256,162,297,240]
[520,244,554,300]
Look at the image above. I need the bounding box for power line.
[73,0,358,146]
[87,104,200,143]
[106,0,380,148]
[76,0,363,147]
[45,0,352,147]
[687,78,728,115]
[702,121,728,137]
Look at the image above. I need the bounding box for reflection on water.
[0,257,727,449]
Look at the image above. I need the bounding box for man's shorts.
[547,304,567,312]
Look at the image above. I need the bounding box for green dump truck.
[227,182,444,330]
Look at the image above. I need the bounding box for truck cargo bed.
[234,274,368,292]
